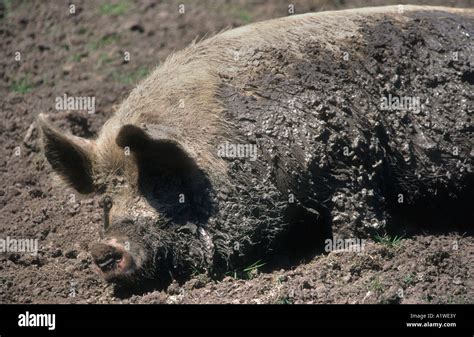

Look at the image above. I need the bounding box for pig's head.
[38,114,215,284]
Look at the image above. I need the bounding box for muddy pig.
[39,6,473,284]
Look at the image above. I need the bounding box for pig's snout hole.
[89,242,135,282]
[91,244,123,271]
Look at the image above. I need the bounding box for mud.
[1,0,473,304]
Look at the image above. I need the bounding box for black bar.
[0,304,472,337]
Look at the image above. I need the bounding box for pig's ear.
[116,124,194,170]
[38,114,95,194]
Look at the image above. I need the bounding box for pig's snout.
[90,243,123,270]
[90,240,136,282]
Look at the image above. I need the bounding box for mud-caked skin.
[39,6,473,284]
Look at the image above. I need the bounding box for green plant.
[1,0,12,18]
[69,53,82,62]
[98,53,113,66]
[99,1,130,16]
[276,295,294,304]
[422,294,433,303]
[226,260,266,280]
[403,273,416,286]
[243,260,265,279]
[374,233,404,247]
[11,76,32,93]
[447,295,467,304]
[88,34,121,51]
[112,66,151,85]
[1,0,26,19]
[369,277,384,295]
[191,265,204,277]
[236,9,252,23]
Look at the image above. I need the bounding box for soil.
[0,0,472,304]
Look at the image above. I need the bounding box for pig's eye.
[100,196,113,231]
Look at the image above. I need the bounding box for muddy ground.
[0,0,473,304]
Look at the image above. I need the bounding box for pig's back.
[106,5,473,181]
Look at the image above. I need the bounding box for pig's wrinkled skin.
[39,6,473,284]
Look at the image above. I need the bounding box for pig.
[39,5,473,284]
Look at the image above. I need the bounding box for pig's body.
[40,6,473,284]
